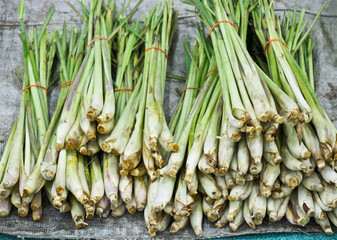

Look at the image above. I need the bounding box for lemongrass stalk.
[134,175,147,211]
[274,196,290,221]
[202,196,212,217]
[249,181,266,225]
[204,97,222,167]
[0,121,17,183]
[89,155,104,205]
[174,169,188,215]
[86,140,99,156]
[315,215,334,235]
[65,150,88,204]
[130,164,146,177]
[218,135,235,176]
[320,181,337,208]
[297,184,315,217]
[186,170,198,196]
[18,204,29,217]
[0,198,12,217]
[227,200,242,222]
[31,190,41,211]
[283,124,311,159]
[314,191,332,212]
[126,193,137,214]
[320,164,337,187]
[32,206,42,222]
[198,154,214,174]
[152,175,175,212]
[272,184,293,199]
[260,162,280,197]
[267,197,281,222]
[302,172,324,192]
[87,20,103,120]
[69,194,87,229]
[164,200,181,221]
[280,164,302,188]
[246,133,263,164]
[121,71,147,170]
[286,191,310,227]
[225,173,235,190]
[96,15,115,123]
[280,145,307,171]
[146,42,163,150]
[208,198,226,221]
[170,216,189,233]
[301,158,314,176]
[229,204,244,232]
[228,181,252,201]
[119,174,133,204]
[301,123,325,170]
[80,69,96,139]
[65,109,86,150]
[263,139,282,165]
[102,152,119,206]
[11,184,21,209]
[190,193,203,236]
[249,161,263,175]
[142,141,156,182]
[237,135,250,178]
[198,171,221,200]
[96,195,110,216]
[54,149,66,196]
[77,153,90,198]
[40,131,58,180]
[215,206,229,229]
[215,176,228,200]
[159,120,179,153]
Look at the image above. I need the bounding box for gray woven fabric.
[0,0,336,238]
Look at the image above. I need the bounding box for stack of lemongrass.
[160,0,336,236]
[0,1,56,221]
[2,0,337,237]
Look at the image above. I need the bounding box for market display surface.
[0,0,337,238]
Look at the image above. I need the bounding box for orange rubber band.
[145,47,168,59]
[206,68,218,78]
[183,87,200,93]
[210,20,237,35]
[60,81,73,89]
[86,36,112,49]
[264,39,288,54]
[114,89,133,92]
[21,85,47,95]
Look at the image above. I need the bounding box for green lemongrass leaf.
[37,7,55,44]
[167,73,186,82]
[67,1,87,22]
[76,0,89,19]
[183,39,198,69]
[294,2,327,52]
[183,40,191,78]
[108,0,144,41]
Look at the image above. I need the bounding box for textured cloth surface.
[0,0,337,239]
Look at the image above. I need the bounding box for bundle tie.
[264,39,288,54]
[183,87,200,93]
[114,89,133,92]
[86,36,112,49]
[210,20,237,35]
[21,85,47,95]
[145,47,168,59]
[60,81,73,89]
[206,68,218,78]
